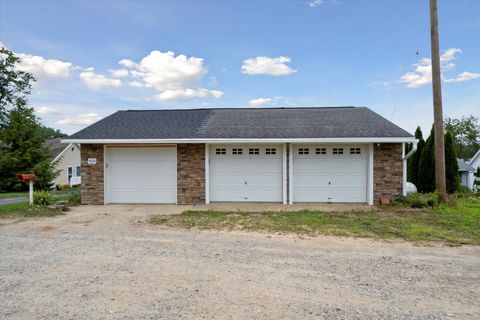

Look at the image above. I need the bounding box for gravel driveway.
[1,205,479,319]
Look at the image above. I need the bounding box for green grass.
[149,199,480,245]
[0,192,28,199]
[0,202,65,218]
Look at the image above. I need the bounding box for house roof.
[457,158,475,172]
[468,149,480,168]
[45,138,68,160]
[66,107,413,141]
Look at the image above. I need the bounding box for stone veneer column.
[177,144,206,205]
[80,144,104,205]
[373,143,403,203]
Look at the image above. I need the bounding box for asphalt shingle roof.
[45,138,68,159]
[68,107,413,140]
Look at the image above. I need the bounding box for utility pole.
[429,0,446,203]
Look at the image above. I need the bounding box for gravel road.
[1,205,479,319]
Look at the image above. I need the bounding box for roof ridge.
[120,106,359,112]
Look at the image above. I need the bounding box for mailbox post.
[16,174,37,206]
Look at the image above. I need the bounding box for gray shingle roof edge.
[65,106,414,141]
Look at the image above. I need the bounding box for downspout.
[402,139,419,196]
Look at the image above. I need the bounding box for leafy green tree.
[417,126,435,193]
[416,126,460,194]
[0,97,59,191]
[40,126,68,140]
[407,126,425,187]
[0,46,35,127]
[444,116,480,160]
[444,131,460,194]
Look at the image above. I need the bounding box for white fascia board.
[62,137,416,144]
[51,143,73,164]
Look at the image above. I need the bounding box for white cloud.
[154,88,223,101]
[79,70,123,90]
[444,71,480,83]
[109,68,129,78]
[121,50,206,91]
[128,80,144,88]
[119,59,138,69]
[34,105,62,115]
[241,56,297,76]
[249,97,272,107]
[367,81,391,90]
[119,50,222,101]
[16,53,73,79]
[210,90,224,98]
[399,48,479,88]
[309,0,324,7]
[57,112,101,126]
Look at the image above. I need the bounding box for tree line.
[0,46,66,192]
[407,115,480,194]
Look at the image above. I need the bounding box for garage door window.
[265,148,276,155]
[298,148,309,155]
[216,148,226,155]
[249,148,260,155]
[232,148,243,155]
[315,148,326,155]
[332,148,344,155]
[350,147,361,154]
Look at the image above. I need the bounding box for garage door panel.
[108,147,177,204]
[210,145,283,202]
[293,145,367,203]
[332,174,366,187]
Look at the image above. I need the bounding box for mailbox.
[16,174,36,206]
[16,174,37,181]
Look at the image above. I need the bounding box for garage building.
[63,107,415,205]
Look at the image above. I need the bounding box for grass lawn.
[0,202,65,218]
[150,198,480,245]
[0,192,28,199]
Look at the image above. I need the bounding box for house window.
[332,148,344,155]
[216,148,226,155]
[249,148,259,155]
[76,165,81,177]
[67,166,73,183]
[265,148,276,155]
[232,148,243,155]
[316,148,326,155]
[350,147,361,155]
[298,148,309,155]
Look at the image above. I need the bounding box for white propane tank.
[405,182,418,194]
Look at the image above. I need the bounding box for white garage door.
[293,145,367,202]
[107,147,177,203]
[210,145,283,202]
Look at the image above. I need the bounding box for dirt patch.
[40,225,55,232]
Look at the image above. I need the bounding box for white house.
[457,158,475,190]
[468,150,480,189]
[457,150,480,190]
[45,138,81,187]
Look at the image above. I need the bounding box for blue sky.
[1,0,479,135]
